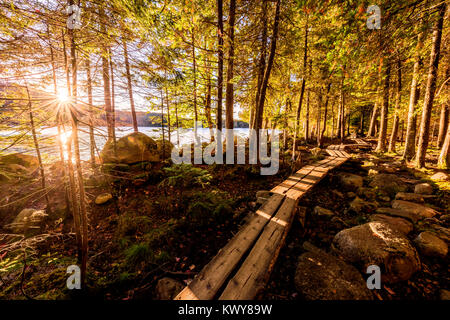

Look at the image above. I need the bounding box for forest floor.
[0,139,448,300]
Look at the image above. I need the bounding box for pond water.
[0,127,255,162]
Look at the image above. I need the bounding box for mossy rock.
[100,132,159,164]
[0,153,39,173]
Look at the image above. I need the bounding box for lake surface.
[0,127,255,162]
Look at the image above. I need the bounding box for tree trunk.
[100,9,114,142]
[252,0,268,131]
[61,30,71,96]
[165,86,171,143]
[304,59,312,141]
[376,60,391,152]
[316,89,322,146]
[388,59,402,153]
[403,29,425,160]
[109,50,117,148]
[319,83,331,147]
[216,0,224,132]
[123,39,138,132]
[255,0,281,147]
[86,58,96,169]
[191,27,199,142]
[225,0,236,130]
[437,104,449,148]
[293,17,308,154]
[24,82,51,214]
[71,116,89,287]
[367,101,378,137]
[437,66,450,148]
[438,121,450,168]
[416,2,446,168]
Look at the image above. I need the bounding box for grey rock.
[370,214,413,235]
[414,183,433,195]
[392,200,439,220]
[338,173,364,190]
[376,207,420,223]
[369,174,408,197]
[333,222,421,283]
[414,232,448,258]
[294,248,373,300]
[6,208,48,234]
[395,192,424,203]
[430,172,449,181]
[349,197,376,213]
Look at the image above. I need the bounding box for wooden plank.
[219,197,298,300]
[285,157,343,200]
[174,193,285,300]
[271,158,333,195]
[219,156,350,299]
[325,149,338,157]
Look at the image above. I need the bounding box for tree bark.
[216,0,224,132]
[225,0,236,130]
[293,17,308,154]
[100,9,114,142]
[416,2,446,168]
[388,58,402,153]
[376,60,391,152]
[86,57,96,169]
[437,105,449,149]
[403,29,425,160]
[123,39,138,132]
[24,82,51,214]
[438,121,450,168]
[109,50,117,148]
[255,0,281,137]
[304,59,312,141]
[319,83,331,147]
[252,0,268,131]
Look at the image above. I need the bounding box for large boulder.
[369,174,408,197]
[0,153,39,173]
[332,222,421,283]
[392,200,439,220]
[100,132,159,164]
[414,232,448,258]
[6,208,48,234]
[338,173,363,190]
[294,248,373,300]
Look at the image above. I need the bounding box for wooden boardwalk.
[175,141,365,300]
